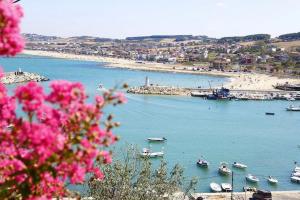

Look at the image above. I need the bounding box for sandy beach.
[23,50,300,91]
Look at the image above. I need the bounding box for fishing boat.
[218,162,231,175]
[221,183,232,192]
[232,162,247,169]
[210,182,222,192]
[265,112,275,115]
[267,176,278,184]
[197,158,209,168]
[243,186,257,192]
[140,148,164,158]
[147,137,167,142]
[246,174,259,183]
[286,105,300,111]
[291,176,300,183]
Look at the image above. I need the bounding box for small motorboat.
[197,158,209,168]
[219,162,231,175]
[291,176,300,183]
[97,84,108,92]
[221,183,232,192]
[246,174,259,183]
[147,137,167,142]
[265,112,275,115]
[140,148,164,158]
[210,182,222,192]
[267,176,278,184]
[286,105,300,111]
[232,162,247,169]
[287,97,296,101]
[243,186,257,192]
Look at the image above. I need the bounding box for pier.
[127,85,300,101]
[1,71,49,84]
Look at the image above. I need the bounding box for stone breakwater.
[128,85,300,100]
[127,86,193,96]
[1,72,49,84]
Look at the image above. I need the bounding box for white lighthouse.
[145,76,150,87]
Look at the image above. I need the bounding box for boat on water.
[197,158,209,168]
[243,186,257,192]
[232,162,247,169]
[97,84,108,92]
[265,112,275,115]
[267,176,278,184]
[291,176,300,183]
[207,87,231,100]
[210,182,222,192]
[219,162,231,175]
[286,105,300,111]
[246,174,259,183]
[221,183,232,192]
[287,97,296,101]
[147,137,167,142]
[140,148,164,158]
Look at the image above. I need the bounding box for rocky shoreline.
[1,72,49,84]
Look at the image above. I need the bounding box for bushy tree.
[88,147,198,200]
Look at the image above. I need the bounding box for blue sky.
[20,0,300,39]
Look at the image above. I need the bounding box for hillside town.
[24,33,300,76]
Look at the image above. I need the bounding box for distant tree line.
[278,32,300,41]
[218,34,271,43]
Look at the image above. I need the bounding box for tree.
[88,147,198,200]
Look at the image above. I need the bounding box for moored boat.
[286,105,300,111]
[267,176,278,184]
[147,137,167,142]
[210,182,222,192]
[221,183,232,192]
[232,162,247,169]
[246,174,259,183]
[140,148,164,158]
[219,162,231,175]
[243,186,257,192]
[197,158,209,168]
[265,112,275,115]
[291,176,300,183]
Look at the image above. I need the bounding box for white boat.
[291,171,300,177]
[286,105,300,111]
[221,183,232,192]
[97,84,108,92]
[291,176,300,183]
[197,159,209,168]
[140,148,164,158]
[287,97,296,101]
[219,162,231,175]
[232,162,247,169]
[147,137,167,142]
[294,166,300,172]
[246,174,259,183]
[267,176,278,184]
[210,182,222,192]
[243,186,257,192]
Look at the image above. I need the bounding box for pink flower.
[0,0,24,56]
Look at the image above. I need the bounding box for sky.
[20,0,300,39]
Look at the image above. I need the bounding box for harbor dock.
[127,85,300,101]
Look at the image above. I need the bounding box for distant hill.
[278,32,300,41]
[125,35,210,42]
[218,34,271,43]
[23,33,61,42]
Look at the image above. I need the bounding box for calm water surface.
[1,55,300,192]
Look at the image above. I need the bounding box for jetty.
[127,85,300,101]
[1,69,49,84]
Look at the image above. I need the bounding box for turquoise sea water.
[1,55,300,192]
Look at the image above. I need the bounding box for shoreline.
[23,50,300,91]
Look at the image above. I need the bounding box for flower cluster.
[0,0,24,56]
[0,79,125,199]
